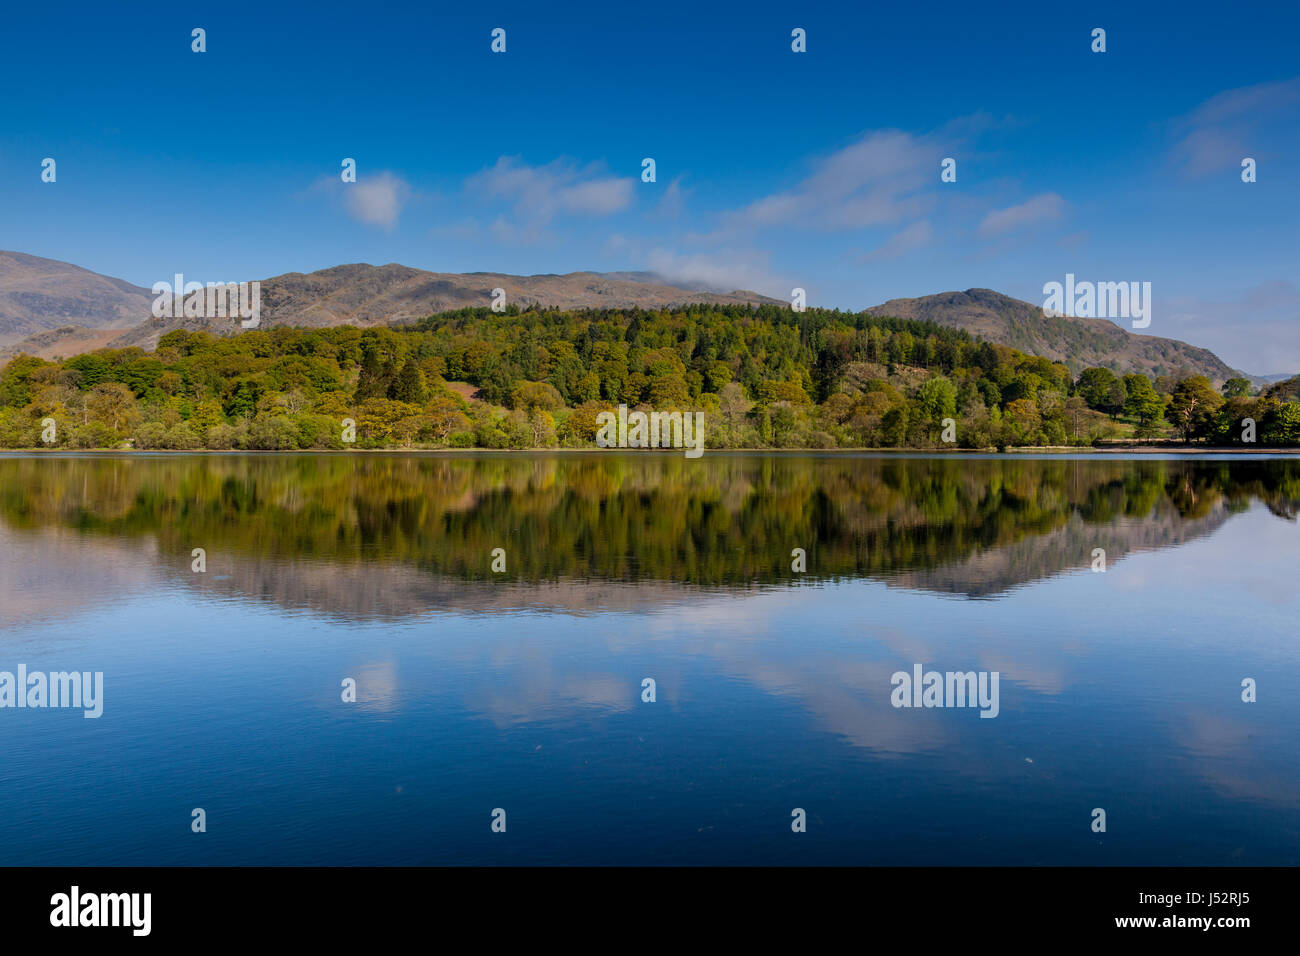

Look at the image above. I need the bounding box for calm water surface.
[1,452,1297,864]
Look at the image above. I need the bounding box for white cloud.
[643,248,783,297]
[652,176,687,220]
[345,171,410,229]
[557,177,632,216]
[724,129,933,233]
[1186,77,1300,127]
[977,193,1066,237]
[1170,77,1300,178]
[304,170,412,230]
[861,221,933,261]
[467,156,634,224]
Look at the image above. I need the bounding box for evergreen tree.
[354,349,387,402]
[389,360,426,405]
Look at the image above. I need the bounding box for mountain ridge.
[865,288,1248,383]
[0,251,1274,383]
[0,250,152,343]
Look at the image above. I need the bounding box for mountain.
[2,260,782,355]
[117,263,786,350]
[0,254,1266,385]
[0,251,152,345]
[247,263,785,328]
[0,324,130,360]
[866,288,1242,383]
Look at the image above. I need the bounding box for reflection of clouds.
[866,624,1070,697]
[976,654,1067,696]
[721,654,948,755]
[355,661,398,713]
[462,671,636,727]
[1179,709,1254,759]
[413,506,1300,814]
[632,591,960,753]
[641,590,806,641]
[867,626,937,665]
[1173,709,1300,809]
[462,586,1003,755]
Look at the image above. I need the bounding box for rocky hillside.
[0,251,151,345]
[1,258,782,355]
[867,288,1241,383]
[251,264,782,328]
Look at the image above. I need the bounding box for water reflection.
[1,453,1297,864]
[2,453,1297,624]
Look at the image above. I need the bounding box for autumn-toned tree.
[86,382,140,433]
[509,380,564,411]
[422,395,471,444]
[1168,376,1223,442]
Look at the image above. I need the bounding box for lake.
[1,452,1297,865]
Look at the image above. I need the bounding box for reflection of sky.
[1,505,1297,865]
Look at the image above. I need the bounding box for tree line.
[0,303,1295,450]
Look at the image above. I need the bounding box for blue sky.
[1,0,1297,372]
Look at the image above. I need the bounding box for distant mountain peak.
[866,288,1243,383]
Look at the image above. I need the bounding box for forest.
[1,303,1298,450]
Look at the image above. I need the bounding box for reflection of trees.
[0,455,1297,590]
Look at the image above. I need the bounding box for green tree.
[1222,377,1251,399]
[915,376,958,434]
[1167,376,1223,442]
[1122,374,1163,425]
[353,348,388,402]
[389,360,427,405]
[510,381,565,411]
[1076,367,1120,414]
[1263,403,1300,445]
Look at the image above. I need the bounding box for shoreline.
[4,445,1300,456]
